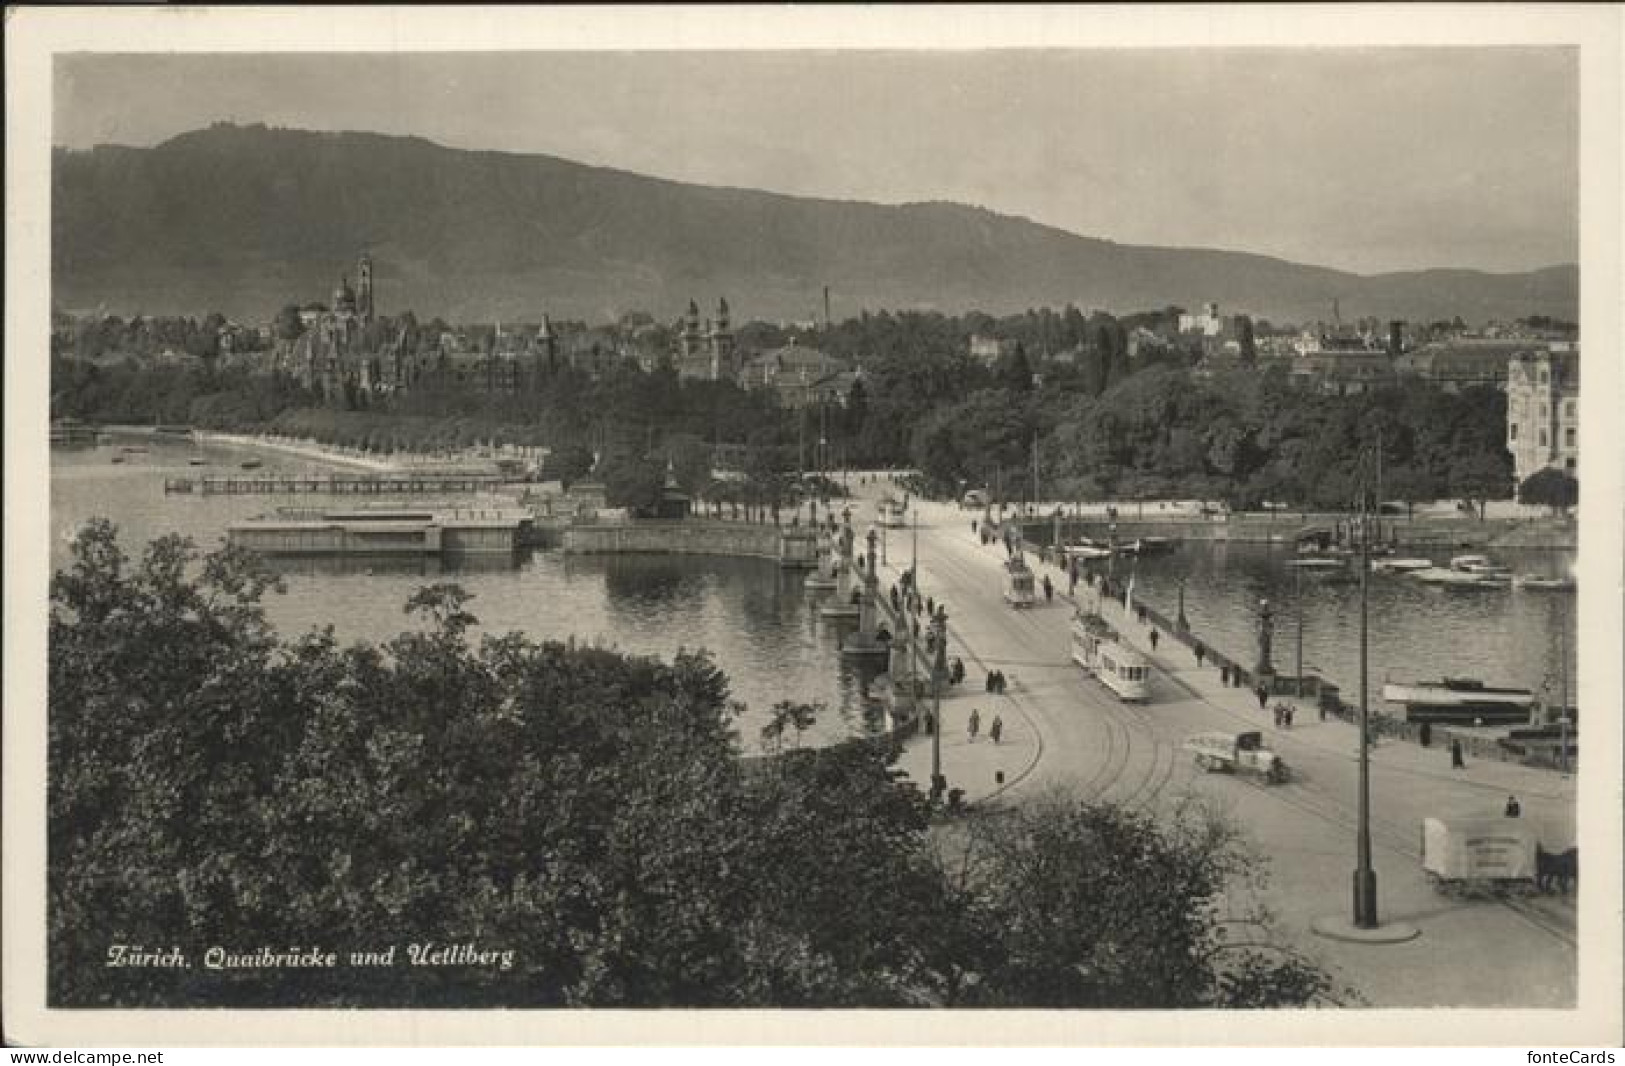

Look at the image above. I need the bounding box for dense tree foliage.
[52,301,1517,510]
[50,524,1336,1008]
[1518,467,1578,515]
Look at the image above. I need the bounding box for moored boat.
[1373,557,1433,573]
[240,457,264,470]
[1514,574,1575,591]
[1063,541,1113,560]
[1450,553,1510,576]
[1413,566,1503,587]
[1286,556,1347,570]
[1382,676,1535,724]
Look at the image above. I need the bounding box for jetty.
[227,504,531,557]
[166,474,512,496]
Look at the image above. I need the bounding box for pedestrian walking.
[1272,704,1282,728]
[985,671,995,694]
[968,708,981,742]
[924,711,935,735]
[1195,642,1207,667]
[972,519,978,535]
[951,657,965,685]
[1451,738,1466,769]
[994,670,1007,695]
[927,596,935,617]
[1149,629,1160,652]
[1318,702,1327,722]
[1418,721,1432,748]
[1069,570,1078,596]
[1220,665,1230,686]
[1504,795,1521,818]
[1285,705,1294,729]
[1042,575,1054,603]
[990,715,1004,745]
[1255,686,1268,711]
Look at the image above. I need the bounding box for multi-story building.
[969,334,1016,366]
[671,298,738,380]
[741,339,857,408]
[1177,302,1224,337]
[1506,347,1580,484]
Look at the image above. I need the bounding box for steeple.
[357,252,374,322]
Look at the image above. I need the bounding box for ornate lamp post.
[930,605,949,802]
[1354,500,1377,928]
[1256,597,1275,680]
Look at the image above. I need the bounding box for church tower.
[536,314,558,381]
[357,253,375,323]
[681,299,702,362]
[708,297,735,380]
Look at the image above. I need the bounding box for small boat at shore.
[1064,541,1113,561]
[1450,553,1510,576]
[1382,676,1535,724]
[1514,574,1575,591]
[1413,566,1505,588]
[188,457,208,467]
[240,458,264,470]
[1286,556,1347,570]
[1373,557,1433,573]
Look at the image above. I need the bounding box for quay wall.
[1088,573,1573,773]
[1012,513,1575,551]
[562,520,786,561]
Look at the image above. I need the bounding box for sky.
[55,48,1579,275]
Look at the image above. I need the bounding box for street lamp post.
[1295,563,1305,698]
[1353,487,1378,929]
[930,606,948,802]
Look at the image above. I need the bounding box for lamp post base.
[1353,868,1379,929]
[1310,914,1420,945]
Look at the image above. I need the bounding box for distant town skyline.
[56,48,1577,277]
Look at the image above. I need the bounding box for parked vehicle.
[1420,816,1537,896]
[962,489,989,510]
[1184,730,1288,784]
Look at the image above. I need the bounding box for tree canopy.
[50,523,1337,1009]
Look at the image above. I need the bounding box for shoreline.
[197,431,423,473]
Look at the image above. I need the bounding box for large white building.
[1506,347,1580,485]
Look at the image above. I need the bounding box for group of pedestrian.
[966,708,1004,744]
[1272,702,1295,729]
[984,670,1008,695]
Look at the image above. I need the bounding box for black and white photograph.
[6,4,1621,1050]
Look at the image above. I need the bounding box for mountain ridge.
[52,123,1578,325]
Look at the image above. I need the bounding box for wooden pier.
[165,474,512,496]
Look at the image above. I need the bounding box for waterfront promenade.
[856,484,1577,1008]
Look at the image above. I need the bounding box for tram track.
[885,501,1577,991]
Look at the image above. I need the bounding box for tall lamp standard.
[930,605,949,802]
[1353,456,1377,929]
[1295,562,1305,699]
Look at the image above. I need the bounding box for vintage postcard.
[5,4,1621,1049]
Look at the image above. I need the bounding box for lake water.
[49,435,876,751]
[50,433,1580,743]
[1093,540,1578,717]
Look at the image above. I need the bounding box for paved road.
[842,479,1576,1008]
